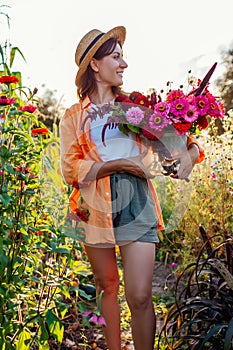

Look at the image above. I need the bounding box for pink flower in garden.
[170,98,189,117]
[171,263,178,268]
[166,89,185,102]
[125,106,144,125]
[19,104,37,113]
[153,101,170,117]
[0,96,15,105]
[183,104,199,122]
[148,113,170,131]
[193,95,209,116]
[211,173,217,181]
[82,312,106,326]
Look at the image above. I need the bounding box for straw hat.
[75,26,126,86]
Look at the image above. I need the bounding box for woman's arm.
[84,152,154,182]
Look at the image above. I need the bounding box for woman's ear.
[90,58,99,73]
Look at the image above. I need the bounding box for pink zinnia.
[148,113,170,131]
[217,102,225,118]
[0,96,15,105]
[193,95,209,116]
[183,104,198,122]
[153,101,170,117]
[166,89,185,102]
[125,106,144,125]
[19,104,37,113]
[170,98,189,117]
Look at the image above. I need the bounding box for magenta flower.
[148,113,170,131]
[125,106,144,125]
[183,104,198,122]
[193,95,209,116]
[0,96,15,105]
[170,98,189,117]
[153,101,170,117]
[82,311,106,326]
[166,89,185,102]
[19,104,37,113]
[217,102,225,118]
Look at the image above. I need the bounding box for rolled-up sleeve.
[187,134,205,163]
[59,107,97,188]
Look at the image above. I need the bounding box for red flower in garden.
[74,208,90,222]
[0,96,16,105]
[115,95,132,103]
[173,121,192,134]
[14,166,37,178]
[0,75,19,84]
[129,91,150,107]
[19,104,37,113]
[166,89,185,102]
[31,128,49,136]
[30,231,42,236]
[196,115,209,130]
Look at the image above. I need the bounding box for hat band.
[79,32,105,65]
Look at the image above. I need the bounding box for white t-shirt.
[90,104,140,161]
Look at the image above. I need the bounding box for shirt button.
[106,213,111,217]
[106,192,110,196]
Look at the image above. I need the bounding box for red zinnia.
[0,75,19,84]
[31,128,49,136]
[196,115,209,130]
[115,95,132,103]
[173,122,192,133]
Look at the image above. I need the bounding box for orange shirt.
[59,96,204,245]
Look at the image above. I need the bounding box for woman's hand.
[122,151,155,179]
[168,144,200,180]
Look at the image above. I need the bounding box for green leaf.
[39,343,50,350]
[10,47,27,68]
[0,194,11,206]
[39,318,49,342]
[0,46,5,64]
[118,124,129,136]
[45,310,64,343]
[16,329,31,350]
[224,316,233,350]
[127,124,140,133]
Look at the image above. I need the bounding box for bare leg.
[120,242,156,350]
[84,246,121,350]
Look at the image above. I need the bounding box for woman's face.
[92,43,128,86]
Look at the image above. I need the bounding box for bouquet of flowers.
[82,63,225,177]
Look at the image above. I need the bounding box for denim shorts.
[110,173,159,244]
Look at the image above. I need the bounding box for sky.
[1,0,233,107]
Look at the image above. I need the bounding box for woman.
[59,26,203,350]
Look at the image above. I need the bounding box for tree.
[37,87,65,130]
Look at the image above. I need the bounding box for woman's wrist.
[188,144,200,164]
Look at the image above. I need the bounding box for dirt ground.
[48,262,176,350]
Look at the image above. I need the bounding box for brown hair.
[77,38,122,101]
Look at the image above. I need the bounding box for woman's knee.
[126,289,152,310]
[95,274,120,296]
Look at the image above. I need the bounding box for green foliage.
[154,114,233,269]
[158,227,233,350]
[0,45,93,349]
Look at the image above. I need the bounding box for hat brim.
[75,26,126,87]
